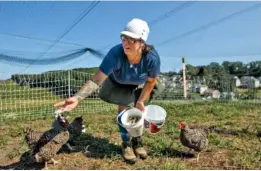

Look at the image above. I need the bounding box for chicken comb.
[179,121,187,129]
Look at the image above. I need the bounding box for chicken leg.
[66,143,76,151]
[43,161,49,170]
[196,152,200,162]
[43,158,59,170]
[51,158,59,165]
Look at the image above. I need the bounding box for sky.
[0,1,261,79]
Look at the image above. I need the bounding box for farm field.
[0,101,261,170]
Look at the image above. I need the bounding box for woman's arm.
[74,70,108,102]
[54,45,118,112]
[136,76,157,110]
[53,70,108,112]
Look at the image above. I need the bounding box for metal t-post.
[182,57,187,99]
[68,70,71,97]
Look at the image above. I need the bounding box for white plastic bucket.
[117,108,144,137]
[144,105,167,134]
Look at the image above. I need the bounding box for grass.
[0,99,116,122]
[0,79,116,122]
[0,101,261,169]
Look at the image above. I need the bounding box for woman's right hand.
[53,96,79,112]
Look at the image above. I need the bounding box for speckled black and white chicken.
[66,115,86,151]
[25,114,86,152]
[24,127,44,153]
[24,114,70,169]
[179,121,208,162]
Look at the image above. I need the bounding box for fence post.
[68,71,71,97]
[182,56,187,99]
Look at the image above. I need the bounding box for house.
[221,92,236,100]
[192,84,200,93]
[204,90,220,99]
[233,76,241,87]
[157,75,167,89]
[240,76,260,88]
[166,81,178,88]
[168,75,181,82]
[258,76,261,83]
[192,84,208,94]
[199,85,208,95]
[180,80,192,89]
[186,81,192,89]
[158,75,167,82]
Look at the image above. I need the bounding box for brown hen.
[179,121,208,162]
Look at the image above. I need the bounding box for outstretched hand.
[53,97,79,112]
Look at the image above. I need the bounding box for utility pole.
[182,57,187,99]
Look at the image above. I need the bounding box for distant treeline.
[9,61,261,98]
[161,60,261,93]
[161,60,261,78]
[10,67,99,98]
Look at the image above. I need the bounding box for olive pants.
[99,77,164,107]
[99,77,164,141]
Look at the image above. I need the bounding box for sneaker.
[121,141,136,164]
[132,136,148,159]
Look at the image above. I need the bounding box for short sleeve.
[99,46,119,76]
[147,49,161,78]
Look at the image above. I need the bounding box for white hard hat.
[121,18,150,42]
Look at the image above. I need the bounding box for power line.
[0,3,80,47]
[148,1,197,27]
[157,2,261,47]
[0,32,86,47]
[22,1,100,73]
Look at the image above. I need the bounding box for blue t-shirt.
[99,44,160,85]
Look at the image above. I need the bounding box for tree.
[186,64,197,76]
[222,61,230,73]
[229,62,247,75]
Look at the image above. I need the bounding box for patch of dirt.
[185,149,233,169]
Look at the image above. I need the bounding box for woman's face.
[121,35,144,57]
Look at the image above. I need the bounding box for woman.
[54,18,164,164]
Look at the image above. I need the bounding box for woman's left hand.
[136,100,145,112]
